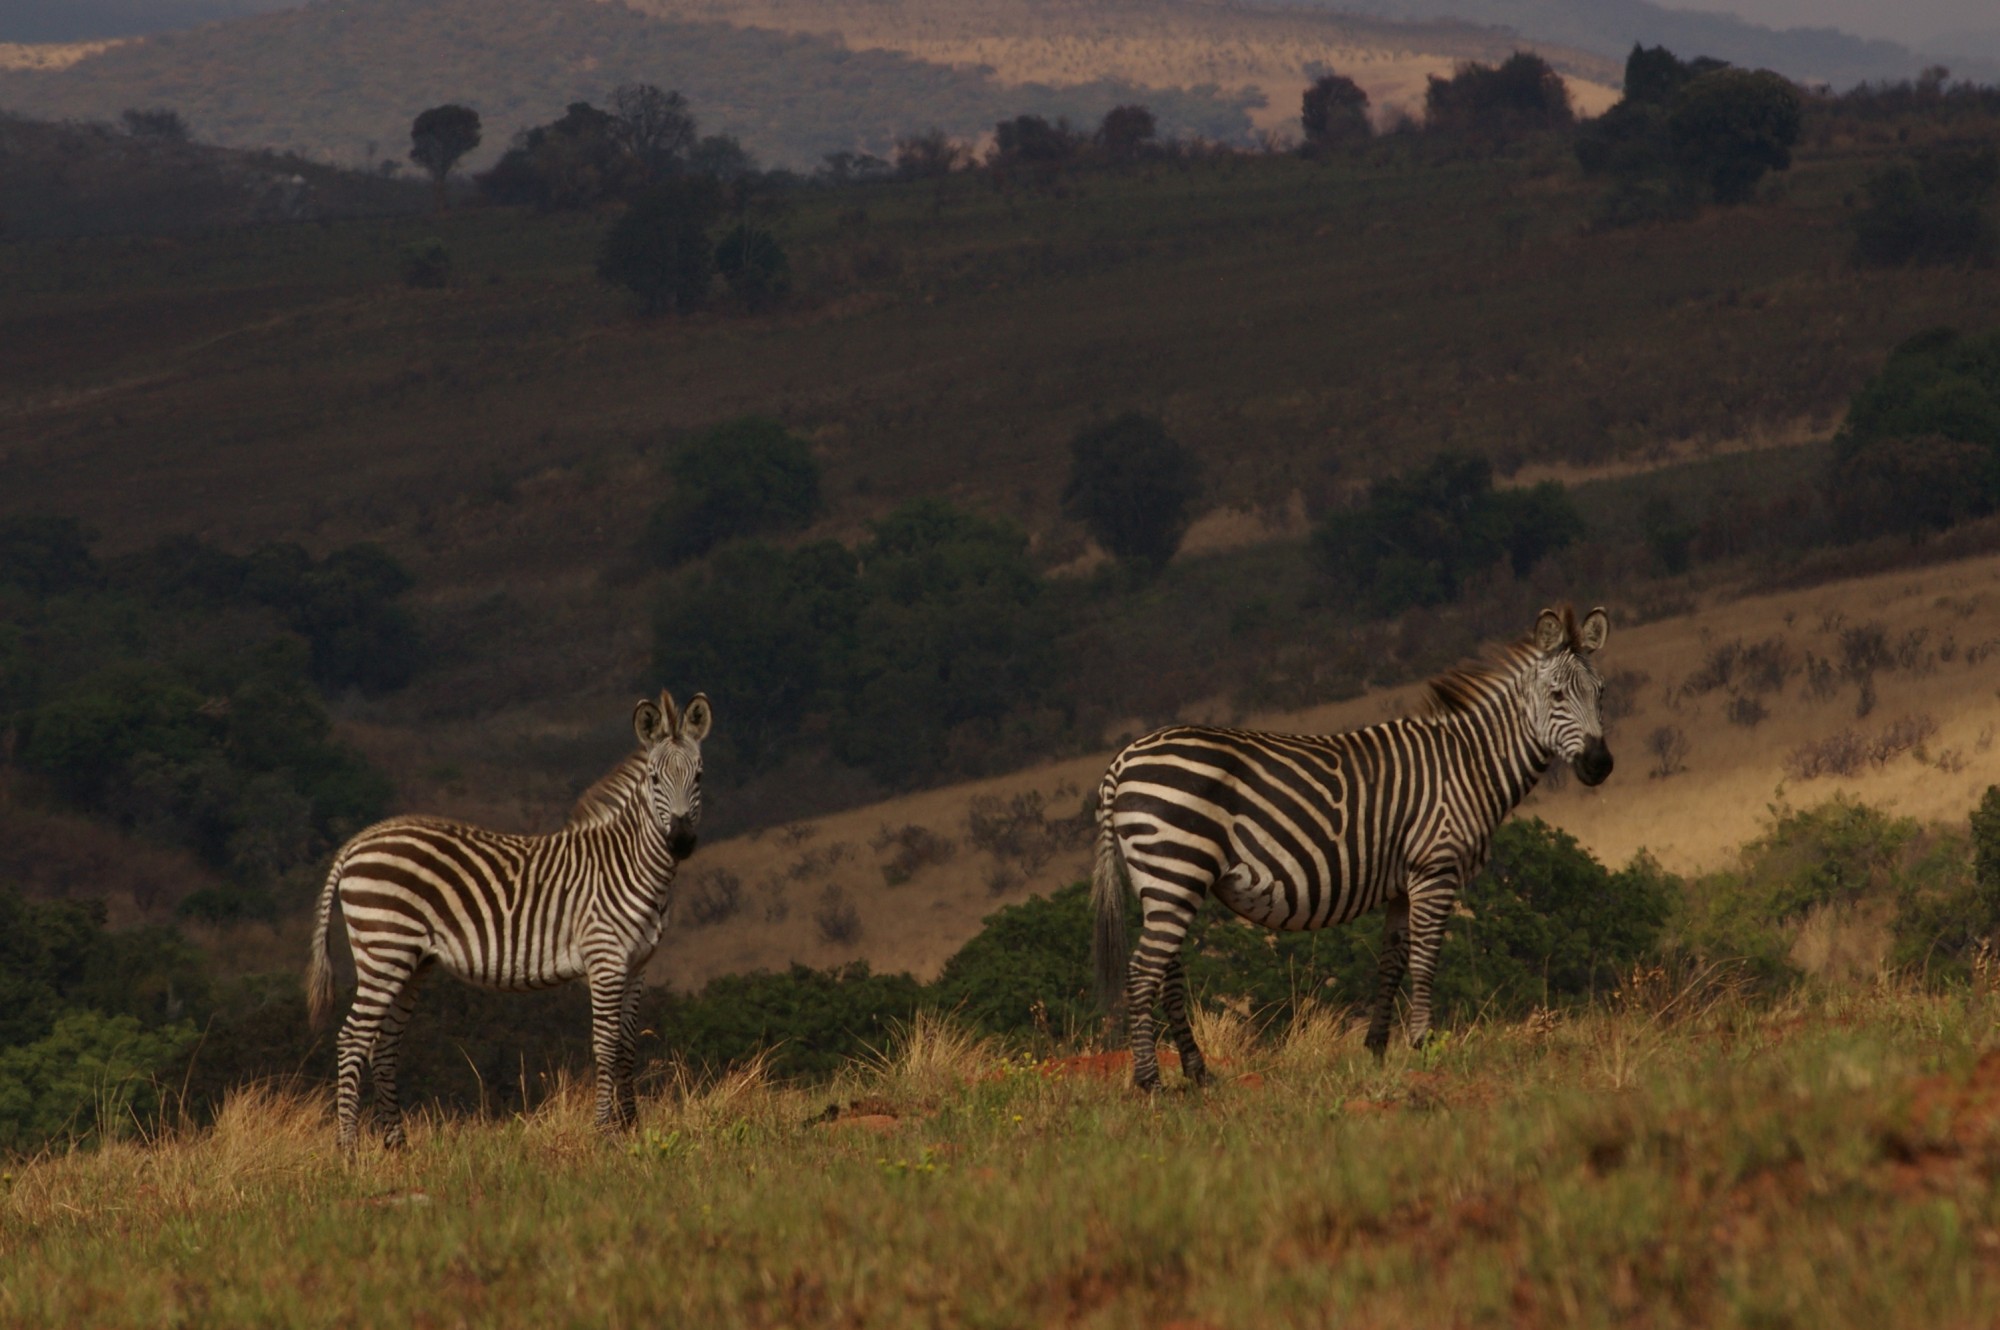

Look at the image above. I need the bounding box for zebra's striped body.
[307,690,710,1151]
[1092,607,1613,1091]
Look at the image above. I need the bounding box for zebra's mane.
[1415,638,1541,719]
[1416,605,1589,719]
[564,749,649,829]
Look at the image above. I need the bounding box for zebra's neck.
[560,782,679,901]
[1430,658,1552,816]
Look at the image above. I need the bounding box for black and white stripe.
[307,690,711,1150]
[1091,607,1613,1091]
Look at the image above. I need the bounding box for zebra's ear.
[634,693,674,745]
[680,693,712,743]
[1579,607,1610,654]
[1534,608,1566,653]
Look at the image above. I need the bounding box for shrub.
[653,963,922,1081]
[813,884,862,945]
[873,824,956,886]
[680,869,744,927]
[1826,329,2000,535]
[1311,452,1582,617]
[1096,105,1157,160]
[644,417,824,566]
[1667,68,1802,205]
[714,224,790,309]
[0,1011,198,1153]
[1893,785,2000,976]
[929,883,1098,1039]
[398,238,451,289]
[597,176,725,314]
[1061,413,1202,573]
[1850,145,1999,269]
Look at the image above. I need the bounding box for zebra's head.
[634,689,711,859]
[1528,606,1614,786]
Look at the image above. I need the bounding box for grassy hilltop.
[9,993,2000,1327]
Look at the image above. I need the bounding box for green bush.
[1674,797,1964,985]
[1311,452,1582,617]
[1423,53,1574,140]
[930,883,1099,1039]
[0,1011,197,1153]
[1826,328,2000,538]
[1850,145,1999,269]
[644,417,823,567]
[654,963,923,1081]
[398,237,451,288]
[1667,68,1802,205]
[1061,413,1202,574]
[597,175,725,314]
[1892,785,2000,978]
[653,499,1053,787]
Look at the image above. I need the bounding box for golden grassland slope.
[0,41,121,71]
[9,993,2000,1326]
[641,0,1623,134]
[652,548,2000,990]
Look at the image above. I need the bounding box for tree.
[1096,104,1157,161]
[1667,68,1801,205]
[645,416,823,565]
[1425,53,1574,139]
[609,83,696,180]
[1301,73,1370,148]
[893,129,968,180]
[990,115,1081,175]
[597,176,725,314]
[477,102,633,210]
[1311,452,1584,617]
[1061,413,1202,573]
[408,104,482,209]
[1850,145,2000,268]
[1825,328,2000,537]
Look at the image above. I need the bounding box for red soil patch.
[1877,1048,2000,1192]
[1039,1050,1180,1080]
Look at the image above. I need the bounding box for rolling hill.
[0,0,1261,168]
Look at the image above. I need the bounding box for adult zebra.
[307,690,710,1151]
[1091,606,1613,1091]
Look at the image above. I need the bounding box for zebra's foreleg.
[1400,885,1461,1050]
[1364,897,1411,1060]
[369,960,431,1149]
[1160,954,1209,1088]
[585,961,637,1133]
[616,975,643,1127]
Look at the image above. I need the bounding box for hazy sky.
[1665,0,1997,48]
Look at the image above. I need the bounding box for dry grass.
[12,990,2000,1326]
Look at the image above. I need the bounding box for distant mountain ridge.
[0,0,296,43]
[1286,0,2000,85]
[0,0,1262,168]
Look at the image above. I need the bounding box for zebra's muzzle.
[668,826,700,860]
[1574,738,1614,787]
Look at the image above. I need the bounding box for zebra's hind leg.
[1160,954,1209,1088]
[334,946,423,1154]
[370,959,432,1150]
[1364,897,1411,1061]
[585,960,638,1134]
[1125,889,1201,1094]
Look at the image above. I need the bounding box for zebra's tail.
[306,841,351,1031]
[1090,771,1128,1016]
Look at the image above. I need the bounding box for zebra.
[1090,606,1613,1091]
[306,689,710,1151]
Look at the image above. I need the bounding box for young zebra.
[307,690,710,1151]
[1092,606,1613,1091]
